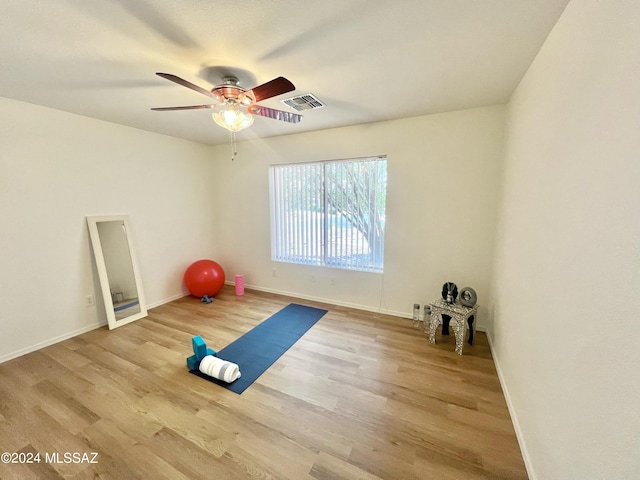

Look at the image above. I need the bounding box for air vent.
[281,93,325,111]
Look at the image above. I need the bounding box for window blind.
[269,156,386,272]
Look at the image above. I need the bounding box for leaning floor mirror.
[87,215,147,330]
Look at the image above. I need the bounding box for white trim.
[0,292,191,365]
[485,329,536,480]
[147,291,189,310]
[269,157,387,273]
[0,321,107,364]
[225,281,452,324]
[226,280,408,318]
[225,280,488,331]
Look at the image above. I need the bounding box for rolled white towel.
[199,355,241,383]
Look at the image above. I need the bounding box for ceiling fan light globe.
[212,108,254,132]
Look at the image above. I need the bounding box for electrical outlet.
[85,295,95,307]
[272,269,277,277]
[330,278,335,285]
[311,275,316,283]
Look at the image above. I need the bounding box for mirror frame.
[86,215,148,330]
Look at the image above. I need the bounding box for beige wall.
[0,99,505,362]
[210,105,505,322]
[490,1,640,478]
[0,97,216,362]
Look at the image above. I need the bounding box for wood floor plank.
[33,380,100,435]
[80,418,191,480]
[309,451,384,480]
[144,426,245,480]
[40,342,93,371]
[0,286,527,478]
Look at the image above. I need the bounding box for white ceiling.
[0,0,570,146]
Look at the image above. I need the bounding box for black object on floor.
[441,314,474,345]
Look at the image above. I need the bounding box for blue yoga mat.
[190,303,328,394]
[114,300,139,312]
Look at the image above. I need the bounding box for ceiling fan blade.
[156,72,216,99]
[248,77,295,102]
[151,104,217,111]
[248,105,302,123]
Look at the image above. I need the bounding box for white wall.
[489,1,640,478]
[0,97,216,362]
[210,106,505,322]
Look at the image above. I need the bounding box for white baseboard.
[225,281,489,331]
[225,281,411,319]
[0,292,191,365]
[485,329,535,480]
[0,321,107,364]
[147,291,189,310]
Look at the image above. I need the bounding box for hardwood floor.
[0,286,528,479]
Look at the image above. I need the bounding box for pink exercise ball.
[184,260,226,298]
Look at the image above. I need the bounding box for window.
[269,156,387,272]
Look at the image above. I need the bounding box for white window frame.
[269,156,387,273]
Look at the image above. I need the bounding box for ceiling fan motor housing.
[211,76,254,105]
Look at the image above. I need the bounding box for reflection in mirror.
[87,215,147,330]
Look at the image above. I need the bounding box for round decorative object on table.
[441,282,458,303]
[459,287,477,307]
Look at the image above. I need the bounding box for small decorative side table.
[428,299,478,355]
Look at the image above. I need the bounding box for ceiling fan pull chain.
[230,131,237,161]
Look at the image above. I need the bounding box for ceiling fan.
[152,72,302,132]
